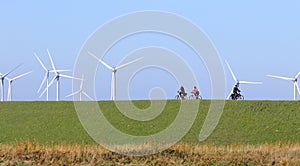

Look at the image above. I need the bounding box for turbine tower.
[267,72,300,100]
[88,52,143,100]
[66,75,93,101]
[40,49,82,101]
[225,60,262,99]
[6,71,32,101]
[0,64,22,101]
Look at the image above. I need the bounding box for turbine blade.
[295,72,300,79]
[48,76,57,88]
[4,77,10,81]
[267,75,294,81]
[225,60,238,82]
[88,51,113,70]
[239,81,263,84]
[227,85,235,99]
[82,91,94,100]
[50,69,71,73]
[226,93,232,100]
[40,76,56,97]
[47,49,57,72]
[11,71,32,80]
[3,63,23,78]
[38,72,48,93]
[59,74,82,80]
[66,90,81,98]
[115,57,143,70]
[34,53,48,71]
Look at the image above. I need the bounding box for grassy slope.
[198,100,300,145]
[0,102,94,144]
[0,100,300,145]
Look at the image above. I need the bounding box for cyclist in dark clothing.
[233,84,240,95]
[178,85,186,99]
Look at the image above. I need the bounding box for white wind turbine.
[6,71,32,101]
[267,72,300,100]
[35,51,70,101]
[34,53,51,101]
[225,60,262,99]
[88,52,143,100]
[66,76,93,101]
[0,64,22,101]
[40,49,82,101]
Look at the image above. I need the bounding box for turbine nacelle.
[111,67,117,73]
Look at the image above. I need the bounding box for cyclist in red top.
[192,86,200,99]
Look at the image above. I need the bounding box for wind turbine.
[6,71,32,101]
[35,51,70,101]
[88,51,143,100]
[225,60,262,99]
[40,49,82,101]
[66,76,93,101]
[34,53,51,101]
[267,72,300,100]
[0,64,22,101]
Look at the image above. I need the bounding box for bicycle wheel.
[198,95,202,100]
[230,94,235,100]
[189,95,194,100]
[238,95,244,100]
[175,95,180,100]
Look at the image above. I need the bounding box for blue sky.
[0,1,299,101]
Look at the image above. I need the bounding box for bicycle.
[188,92,202,100]
[230,93,244,100]
[175,91,187,100]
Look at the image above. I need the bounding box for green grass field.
[1,100,300,145]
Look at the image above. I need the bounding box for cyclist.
[232,84,241,99]
[191,86,200,99]
[178,85,186,99]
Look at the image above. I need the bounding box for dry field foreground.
[1,141,299,165]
